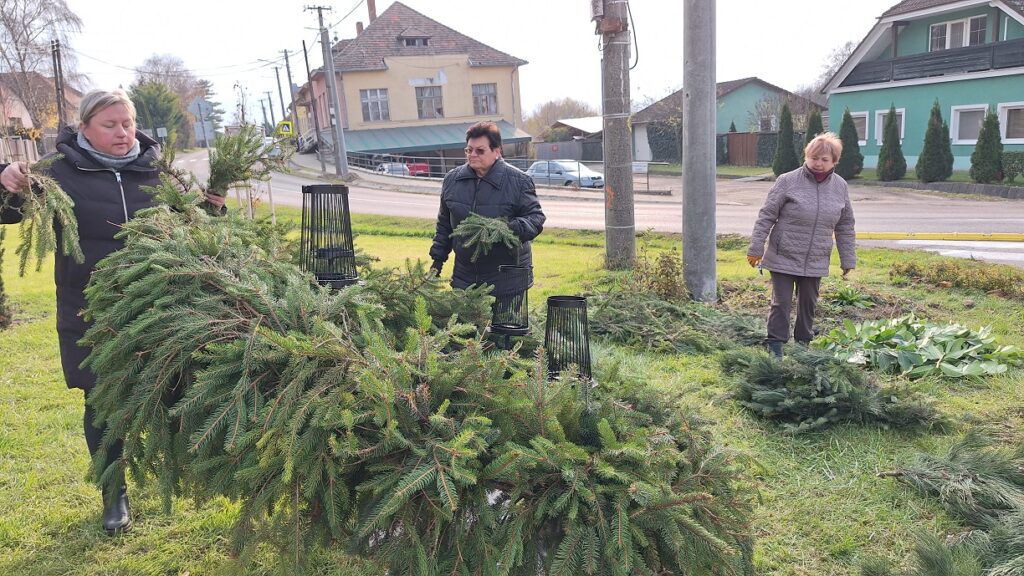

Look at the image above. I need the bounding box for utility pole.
[306,4,349,176]
[259,98,270,131]
[595,0,635,269]
[264,91,276,125]
[273,66,287,122]
[51,39,67,130]
[282,49,302,142]
[302,40,326,175]
[682,0,717,301]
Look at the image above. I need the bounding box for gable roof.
[333,2,527,73]
[823,0,1024,93]
[632,77,822,124]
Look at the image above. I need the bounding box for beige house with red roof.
[296,1,530,162]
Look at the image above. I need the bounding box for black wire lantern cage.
[543,295,592,380]
[300,184,358,289]
[489,264,532,349]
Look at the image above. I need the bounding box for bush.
[877,104,907,181]
[916,100,951,183]
[835,108,864,179]
[970,108,1004,183]
[804,109,824,147]
[890,258,1024,299]
[772,103,800,176]
[1001,151,1024,183]
[647,118,681,162]
[941,121,954,180]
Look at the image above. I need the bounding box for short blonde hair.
[804,132,843,162]
[78,89,137,127]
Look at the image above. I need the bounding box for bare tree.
[748,94,782,132]
[815,40,857,93]
[523,97,599,137]
[135,54,201,147]
[0,0,82,129]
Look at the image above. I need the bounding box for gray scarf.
[76,131,141,170]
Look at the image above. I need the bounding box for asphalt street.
[174,149,1024,267]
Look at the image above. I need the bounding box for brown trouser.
[767,271,821,344]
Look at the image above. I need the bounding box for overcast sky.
[63,0,896,121]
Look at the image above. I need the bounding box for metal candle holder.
[489,264,532,349]
[543,295,592,379]
[300,184,358,289]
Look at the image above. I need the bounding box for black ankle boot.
[102,486,132,535]
[767,341,784,359]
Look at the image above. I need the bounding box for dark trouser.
[83,389,122,466]
[767,271,821,344]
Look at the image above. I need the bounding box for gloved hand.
[429,259,444,276]
[746,255,762,268]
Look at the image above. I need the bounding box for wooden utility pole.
[51,40,67,130]
[595,0,635,270]
[282,49,302,142]
[682,0,717,301]
[302,40,326,175]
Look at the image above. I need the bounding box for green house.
[824,0,1024,170]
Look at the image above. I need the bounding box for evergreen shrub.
[772,103,799,175]
[876,104,907,181]
[970,108,1004,183]
[1003,151,1024,182]
[835,108,864,179]
[916,100,951,183]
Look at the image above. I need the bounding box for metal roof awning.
[333,120,530,154]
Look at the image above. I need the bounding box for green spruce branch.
[450,213,520,262]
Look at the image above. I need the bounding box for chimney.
[367,0,377,21]
[356,21,363,35]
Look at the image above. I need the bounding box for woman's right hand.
[746,255,762,268]
[1,162,30,194]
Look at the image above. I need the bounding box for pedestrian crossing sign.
[276,120,293,136]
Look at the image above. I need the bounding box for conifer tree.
[835,108,864,179]
[804,109,824,147]
[876,104,907,181]
[772,102,799,176]
[941,121,954,180]
[916,100,950,183]
[728,120,737,133]
[970,108,1004,183]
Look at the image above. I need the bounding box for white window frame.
[998,101,1024,145]
[472,83,498,115]
[928,15,987,51]
[875,108,906,145]
[850,111,868,146]
[950,104,988,145]
[359,88,390,123]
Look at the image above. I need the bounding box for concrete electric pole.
[306,4,349,177]
[282,49,302,141]
[264,91,276,126]
[595,0,635,270]
[302,39,327,174]
[274,66,287,123]
[682,0,717,301]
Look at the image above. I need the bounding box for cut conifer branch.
[450,213,520,263]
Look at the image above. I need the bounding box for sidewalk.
[288,152,679,203]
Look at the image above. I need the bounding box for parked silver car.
[376,162,410,176]
[525,160,604,188]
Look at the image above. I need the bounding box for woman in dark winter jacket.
[429,121,545,295]
[0,89,225,535]
[746,132,856,358]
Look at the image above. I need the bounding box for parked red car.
[405,162,430,177]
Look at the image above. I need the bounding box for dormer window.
[404,37,428,47]
[399,27,431,48]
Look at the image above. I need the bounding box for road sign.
[276,120,293,136]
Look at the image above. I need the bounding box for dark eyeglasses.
[464,146,490,156]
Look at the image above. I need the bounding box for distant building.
[296,1,531,167]
[822,0,1024,169]
[0,71,81,131]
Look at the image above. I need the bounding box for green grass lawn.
[2,211,1024,574]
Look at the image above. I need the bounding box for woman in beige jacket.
[746,132,856,358]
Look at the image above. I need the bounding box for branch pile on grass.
[590,289,764,354]
[720,346,943,434]
[81,184,756,575]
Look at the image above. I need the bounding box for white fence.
[0,138,40,164]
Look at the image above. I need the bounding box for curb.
[857,232,1024,242]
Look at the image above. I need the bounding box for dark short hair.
[466,121,501,149]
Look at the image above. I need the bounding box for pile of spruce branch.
[863,431,1024,576]
[720,346,943,434]
[82,184,756,575]
[589,289,764,354]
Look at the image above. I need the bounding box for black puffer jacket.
[429,159,545,294]
[1,127,162,390]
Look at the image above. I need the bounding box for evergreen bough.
[450,213,521,263]
[970,108,1004,184]
[877,104,907,181]
[941,122,955,180]
[81,184,756,575]
[916,100,951,183]
[836,108,864,179]
[771,102,799,176]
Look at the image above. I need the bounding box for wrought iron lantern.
[489,264,532,349]
[300,184,358,289]
[543,295,592,379]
